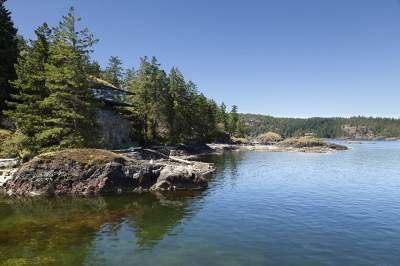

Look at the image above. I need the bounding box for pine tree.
[166,67,188,143]
[228,105,239,137]
[129,56,167,144]
[103,56,124,88]
[218,102,228,131]
[51,7,97,54]
[39,7,98,150]
[4,23,51,158]
[0,0,18,116]
[86,60,102,77]
[123,68,135,91]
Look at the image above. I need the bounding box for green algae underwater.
[2,141,400,265]
[0,192,200,265]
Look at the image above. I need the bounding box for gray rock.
[1,149,211,197]
[150,165,208,191]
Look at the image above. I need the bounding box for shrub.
[255,132,283,144]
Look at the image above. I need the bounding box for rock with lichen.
[1,149,211,196]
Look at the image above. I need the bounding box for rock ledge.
[1,149,212,196]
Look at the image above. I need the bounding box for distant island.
[239,114,400,141]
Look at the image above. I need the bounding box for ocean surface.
[1,141,400,265]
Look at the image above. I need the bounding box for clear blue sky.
[5,0,400,118]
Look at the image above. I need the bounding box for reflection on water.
[1,141,400,265]
[0,192,203,265]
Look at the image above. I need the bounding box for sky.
[5,0,400,118]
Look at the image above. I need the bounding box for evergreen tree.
[228,105,239,137]
[129,56,167,144]
[103,56,123,88]
[236,119,248,137]
[86,60,102,77]
[4,23,51,158]
[217,102,228,131]
[166,67,190,143]
[40,7,98,150]
[123,67,135,91]
[51,7,97,54]
[0,0,18,116]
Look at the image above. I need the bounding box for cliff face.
[340,125,374,139]
[339,124,398,140]
[95,107,135,149]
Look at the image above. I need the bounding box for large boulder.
[1,149,209,196]
[150,165,208,191]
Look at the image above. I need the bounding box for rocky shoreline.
[0,149,214,197]
[0,138,349,197]
[209,137,348,154]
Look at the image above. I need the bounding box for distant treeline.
[240,114,400,139]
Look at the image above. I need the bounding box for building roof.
[88,76,134,95]
[89,76,118,90]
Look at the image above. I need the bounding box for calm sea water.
[1,141,400,265]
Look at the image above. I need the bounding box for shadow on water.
[0,191,204,265]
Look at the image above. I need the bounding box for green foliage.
[2,5,237,160]
[86,60,102,77]
[127,57,168,144]
[0,130,29,158]
[228,105,239,137]
[5,7,99,159]
[5,23,51,155]
[165,67,190,143]
[41,7,98,151]
[102,56,124,88]
[51,7,97,54]
[0,0,18,116]
[126,60,232,145]
[42,42,96,150]
[240,114,400,139]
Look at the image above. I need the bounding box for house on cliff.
[88,77,136,150]
[0,77,137,150]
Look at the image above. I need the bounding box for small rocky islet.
[0,135,347,197]
[0,148,213,196]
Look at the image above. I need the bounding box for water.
[1,141,400,265]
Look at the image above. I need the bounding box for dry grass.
[0,129,14,157]
[231,137,251,144]
[255,132,283,144]
[0,129,12,144]
[37,149,125,165]
[279,136,326,148]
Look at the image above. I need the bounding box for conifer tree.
[228,105,239,137]
[218,102,228,131]
[0,0,18,116]
[123,68,136,91]
[86,60,102,77]
[166,67,189,143]
[129,56,167,144]
[4,23,51,158]
[40,7,98,150]
[103,56,123,88]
